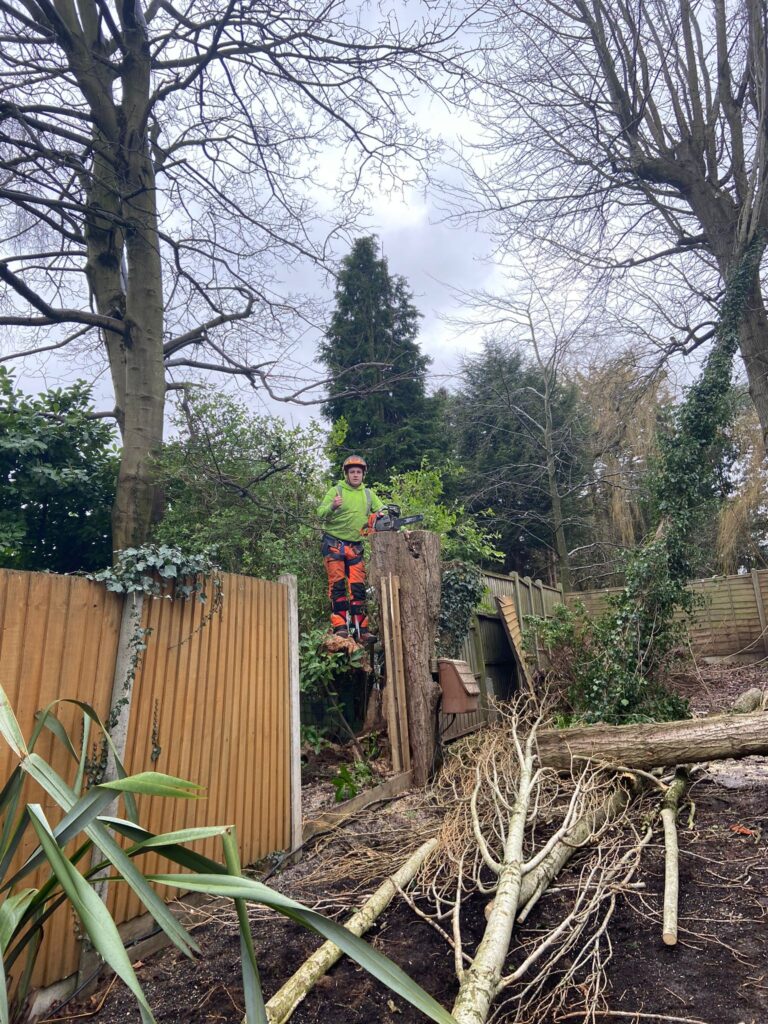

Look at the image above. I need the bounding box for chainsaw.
[368,503,424,533]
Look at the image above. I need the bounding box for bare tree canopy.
[454,0,768,442]
[0,0,463,549]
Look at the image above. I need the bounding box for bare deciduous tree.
[454,0,768,442]
[0,0,462,549]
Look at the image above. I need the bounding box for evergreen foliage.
[153,390,328,628]
[437,561,486,659]
[0,369,118,573]
[319,236,446,481]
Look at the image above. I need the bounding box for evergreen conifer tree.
[320,236,445,481]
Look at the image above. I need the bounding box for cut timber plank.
[302,771,413,843]
[381,575,403,773]
[389,576,412,772]
[496,595,533,687]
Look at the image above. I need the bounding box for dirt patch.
[46,666,768,1024]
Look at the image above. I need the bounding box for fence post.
[522,577,540,668]
[750,569,768,656]
[79,590,145,990]
[470,614,492,718]
[534,578,546,617]
[104,592,145,784]
[278,574,302,852]
[512,572,523,623]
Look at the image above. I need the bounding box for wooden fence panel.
[567,570,768,658]
[440,573,565,741]
[0,570,122,988]
[0,568,293,991]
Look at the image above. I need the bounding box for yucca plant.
[0,687,455,1024]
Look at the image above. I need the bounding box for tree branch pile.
[261,692,765,1024]
[414,695,658,1024]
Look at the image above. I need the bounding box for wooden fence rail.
[0,568,299,991]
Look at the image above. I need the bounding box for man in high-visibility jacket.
[317,454,383,639]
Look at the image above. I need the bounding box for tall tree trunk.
[111,150,165,551]
[109,12,166,551]
[545,440,571,592]
[369,530,441,786]
[737,271,768,452]
[84,142,127,435]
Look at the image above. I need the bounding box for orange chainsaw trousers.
[321,535,368,633]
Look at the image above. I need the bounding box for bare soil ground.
[46,664,768,1024]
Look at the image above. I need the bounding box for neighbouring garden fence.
[0,568,299,990]
[441,571,564,741]
[567,568,768,658]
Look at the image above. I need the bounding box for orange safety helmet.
[342,454,368,474]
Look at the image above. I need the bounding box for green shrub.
[529,598,689,724]
[332,760,374,802]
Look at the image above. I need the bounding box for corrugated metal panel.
[0,570,121,988]
[109,573,291,927]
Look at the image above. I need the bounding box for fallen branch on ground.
[422,695,653,1024]
[260,837,439,1024]
[661,768,689,946]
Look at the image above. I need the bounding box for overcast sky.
[7,111,503,432]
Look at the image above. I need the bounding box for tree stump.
[369,530,441,786]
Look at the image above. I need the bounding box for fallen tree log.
[536,709,768,772]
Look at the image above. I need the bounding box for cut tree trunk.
[369,531,441,787]
[536,710,768,772]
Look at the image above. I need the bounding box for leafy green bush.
[332,760,374,802]
[153,390,329,629]
[299,627,364,700]
[529,599,689,725]
[300,724,330,754]
[378,462,502,563]
[299,627,366,745]
[0,689,455,1024]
